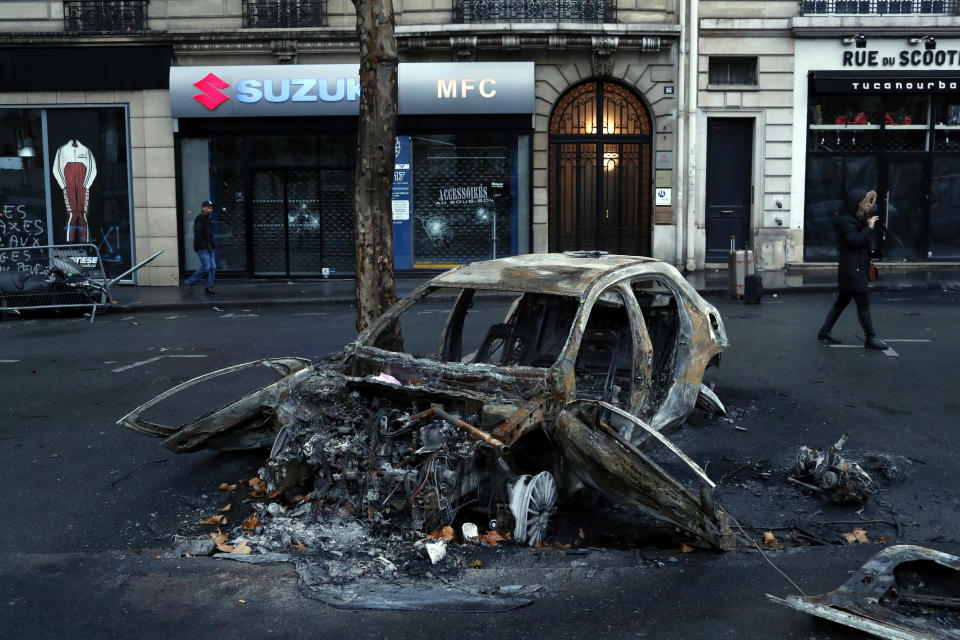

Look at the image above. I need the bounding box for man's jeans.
[185,249,216,288]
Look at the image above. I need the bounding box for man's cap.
[202,200,214,208]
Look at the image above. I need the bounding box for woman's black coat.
[835,213,875,293]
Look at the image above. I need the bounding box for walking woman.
[817,188,888,350]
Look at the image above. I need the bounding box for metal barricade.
[0,243,110,322]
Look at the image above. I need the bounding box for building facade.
[2,1,956,285]
[699,0,960,268]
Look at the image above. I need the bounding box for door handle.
[721,209,734,214]
[605,209,609,219]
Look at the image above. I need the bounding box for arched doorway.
[548,81,652,255]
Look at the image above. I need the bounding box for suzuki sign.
[169,62,535,118]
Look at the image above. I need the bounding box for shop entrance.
[250,167,353,276]
[705,118,753,262]
[548,81,652,255]
[882,157,929,261]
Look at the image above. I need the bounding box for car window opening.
[632,279,680,417]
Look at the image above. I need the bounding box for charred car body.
[120,253,735,549]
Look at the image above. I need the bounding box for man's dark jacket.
[192,213,215,252]
[835,190,876,293]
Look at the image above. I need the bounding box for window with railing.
[63,1,149,33]
[454,0,616,23]
[243,0,328,28]
[802,0,958,14]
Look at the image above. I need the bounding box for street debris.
[769,545,960,640]
[790,432,873,503]
[119,254,737,607]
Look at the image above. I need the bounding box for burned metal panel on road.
[769,545,960,640]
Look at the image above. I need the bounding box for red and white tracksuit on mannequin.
[52,140,98,244]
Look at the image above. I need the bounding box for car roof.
[431,253,662,297]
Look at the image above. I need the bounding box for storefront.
[0,47,169,281]
[797,39,960,262]
[170,62,534,277]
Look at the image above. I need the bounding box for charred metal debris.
[790,432,873,504]
[120,254,736,559]
[770,545,960,640]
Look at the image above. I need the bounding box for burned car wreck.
[120,253,735,550]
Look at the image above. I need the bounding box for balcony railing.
[243,0,328,28]
[801,0,958,14]
[454,0,616,24]
[63,1,149,33]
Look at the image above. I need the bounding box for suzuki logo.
[193,73,230,110]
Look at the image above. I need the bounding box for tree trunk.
[352,0,401,350]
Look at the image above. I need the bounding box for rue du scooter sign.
[809,39,960,93]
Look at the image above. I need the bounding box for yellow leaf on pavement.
[842,528,869,543]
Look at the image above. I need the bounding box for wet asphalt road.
[1,289,959,639]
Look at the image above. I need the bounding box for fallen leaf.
[291,539,306,551]
[51,453,60,458]
[469,559,483,569]
[578,528,586,539]
[440,526,455,541]
[293,493,313,503]
[220,503,232,512]
[479,530,505,547]
[201,514,226,526]
[555,542,571,550]
[241,512,261,533]
[842,528,869,544]
[268,488,283,499]
[763,531,779,547]
[681,544,695,553]
[208,529,233,552]
[237,599,246,604]
[130,321,139,326]
[248,477,267,498]
[219,482,237,491]
[233,539,252,555]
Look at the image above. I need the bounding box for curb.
[105,280,960,313]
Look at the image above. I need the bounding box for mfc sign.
[170,63,534,118]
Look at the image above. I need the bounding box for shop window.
[411,133,528,268]
[930,158,960,259]
[180,133,355,276]
[808,95,882,152]
[63,1,148,33]
[708,57,757,87]
[934,98,960,152]
[1,107,133,279]
[0,109,47,274]
[803,155,878,261]
[243,0,328,27]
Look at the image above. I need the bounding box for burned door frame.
[548,80,653,255]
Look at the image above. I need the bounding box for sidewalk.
[109,265,960,312]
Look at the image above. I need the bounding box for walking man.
[817,189,887,349]
[183,200,217,294]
